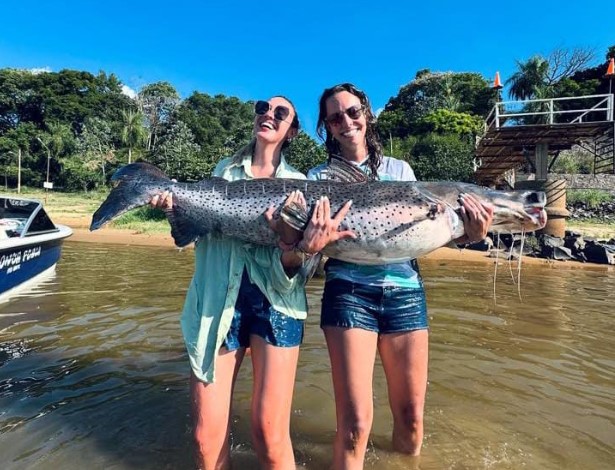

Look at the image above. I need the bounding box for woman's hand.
[298,196,356,254]
[456,193,494,244]
[149,191,173,210]
[263,190,305,250]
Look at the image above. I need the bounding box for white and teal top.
[307,156,422,288]
[182,152,307,383]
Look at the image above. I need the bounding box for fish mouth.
[490,190,547,233]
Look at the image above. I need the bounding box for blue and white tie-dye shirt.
[307,156,422,288]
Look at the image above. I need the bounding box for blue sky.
[1,1,613,136]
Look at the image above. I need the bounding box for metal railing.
[484,94,614,131]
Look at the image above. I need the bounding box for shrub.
[567,189,614,208]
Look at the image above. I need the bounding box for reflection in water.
[0,243,613,469]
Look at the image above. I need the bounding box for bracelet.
[293,241,314,259]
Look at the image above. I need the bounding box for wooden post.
[17,148,21,194]
[535,143,548,181]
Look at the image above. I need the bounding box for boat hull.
[0,225,72,303]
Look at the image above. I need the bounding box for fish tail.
[90,162,171,231]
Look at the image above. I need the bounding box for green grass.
[110,206,171,234]
[0,187,170,233]
[567,189,614,208]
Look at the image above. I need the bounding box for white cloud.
[28,67,52,75]
[375,107,384,117]
[121,84,137,99]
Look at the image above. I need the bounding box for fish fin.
[280,201,310,231]
[325,155,369,183]
[165,202,201,247]
[299,253,323,281]
[90,162,171,231]
[196,176,226,185]
[110,161,168,183]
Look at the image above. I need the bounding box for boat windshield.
[0,197,57,238]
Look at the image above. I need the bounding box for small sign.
[43,182,53,189]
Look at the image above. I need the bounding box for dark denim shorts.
[320,278,428,333]
[223,271,304,350]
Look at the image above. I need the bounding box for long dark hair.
[316,83,383,179]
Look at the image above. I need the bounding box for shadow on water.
[1,243,614,469]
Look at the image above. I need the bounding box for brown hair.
[316,83,383,179]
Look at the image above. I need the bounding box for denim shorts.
[222,270,304,350]
[320,278,428,333]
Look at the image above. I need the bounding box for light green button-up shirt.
[181,149,307,383]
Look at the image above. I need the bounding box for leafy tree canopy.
[416,109,484,136]
[377,71,492,140]
[285,131,327,175]
[409,133,475,182]
[176,92,253,154]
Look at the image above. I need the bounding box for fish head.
[485,189,547,233]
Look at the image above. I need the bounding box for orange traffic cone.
[606,58,615,77]
[493,71,503,89]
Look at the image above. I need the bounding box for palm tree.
[506,55,550,101]
[37,122,73,184]
[121,109,146,164]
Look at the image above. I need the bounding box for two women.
[155,86,492,470]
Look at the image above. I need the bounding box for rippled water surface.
[1,242,613,469]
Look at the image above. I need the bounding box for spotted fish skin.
[90,163,547,265]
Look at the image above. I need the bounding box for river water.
[0,242,613,469]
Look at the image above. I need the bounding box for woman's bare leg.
[378,329,429,456]
[190,347,245,470]
[323,326,378,470]
[249,335,300,470]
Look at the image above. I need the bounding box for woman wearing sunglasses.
[151,96,307,470]
[295,83,494,468]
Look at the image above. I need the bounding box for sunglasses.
[254,100,291,123]
[325,105,364,126]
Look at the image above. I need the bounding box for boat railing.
[485,94,614,130]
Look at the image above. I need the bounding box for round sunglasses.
[325,105,364,126]
[254,100,291,123]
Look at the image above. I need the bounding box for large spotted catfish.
[90,161,547,264]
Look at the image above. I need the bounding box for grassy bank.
[0,188,170,234]
[2,188,614,240]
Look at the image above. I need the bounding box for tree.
[120,109,146,164]
[377,71,492,140]
[506,47,596,100]
[557,44,615,98]
[36,122,74,185]
[137,81,180,151]
[417,109,483,136]
[285,131,327,174]
[506,55,550,100]
[73,117,116,186]
[149,119,202,180]
[176,92,253,152]
[59,155,103,192]
[0,122,40,187]
[408,134,475,182]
